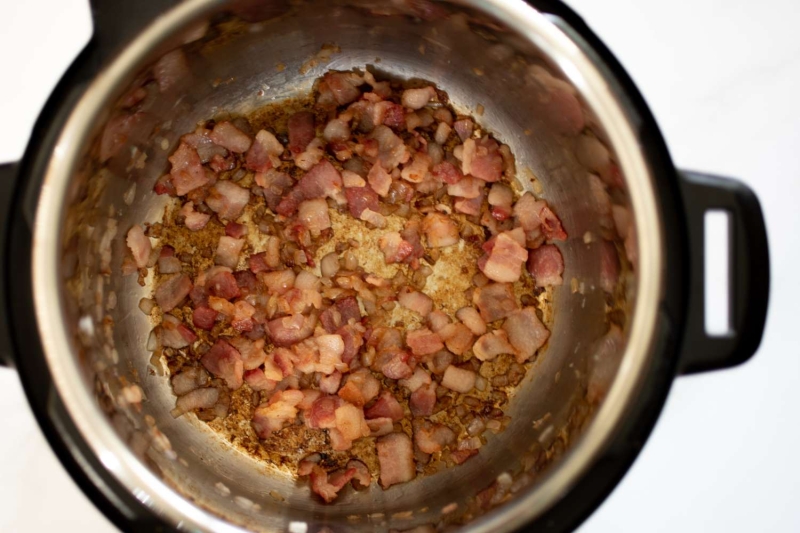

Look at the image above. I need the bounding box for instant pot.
[0,0,770,531]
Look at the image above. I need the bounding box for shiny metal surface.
[32,0,664,531]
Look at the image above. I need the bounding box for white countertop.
[1,0,798,531]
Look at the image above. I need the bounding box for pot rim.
[30,0,667,531]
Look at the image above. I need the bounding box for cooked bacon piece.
[398,368,431,392]
[478,229,529,283]
[378,232,414,264]
[451,449,479,464]
[367,162,392,197]
[171,387,219,418]
[472,282,518,323]
[309,465,357,503]
[169,142,211,196]
[171,366,209,396]
[397,287,433,316]
[366,417,394,437]
[288,111,316,154]
[435,121,452,145]
[488,183,514,221]
[155,274,193,312]
[276,160,343,216]
[503,307,550,363]
[347,460,371,489]
[208,295,235,317]
[266,313,317,347]
[345,185,380,218]
[305,394,339,430]
[323,118,351,143]
[431,161,463,184]
[453,118,474,141]
[294,137,325,171]
[206,180,251,220]
[126,224,151,269]
[259,269,295,295]
[316,334,346,375]
[406,328,444,356]
[421,213,459,248]
[207,269,240,300]
[337,368,380,407]
[400,152,431,183]
[319,371,343,394]
[201,339,244,390]
[438,323,474,356]
[297,198,332,235]
[409,383,437,417]
[441,365,476,393]
[377,433,416,489]
[369,125,411,171]
[192,306,218,330]
[401,86,436,110]
[323,71,363,105]
[255,169,294,212]
[229,337,267,371]
[600,240,621,293]
[252,391,302,438]
[473,330,515,361]
[365,391,404,421]
[215,236,244,269]
[462,137,503,182]
[244,368,277,392]
[337,324,363,364]
[160,315,196,348]
[527,244,564,287]
[454,190,485,216]
[334,402,370,442]
[379,350,413,380]
[539,202,567,241]
[209,121,252,153]
[456,306,486,336]
[154,49,190,93]
[246,129,283,172]
[414,421,455,454]
[320,296,361,332]
[427,310,450,333]
[179,201,212,231]
[447,175,483,199]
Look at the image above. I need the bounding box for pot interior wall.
[57,1,634,531]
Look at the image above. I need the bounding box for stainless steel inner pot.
[32,0,663,531]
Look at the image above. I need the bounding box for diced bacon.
[234,268,257,293]
[206,180,251,220]
[169,142,211,196]
[309,465,356,503]
[378,232,415,264]
[323,118,351,142]
[153,49,189,93]
[224,221,247,239]
[406,328,444,356]
[478,229,529,283]
[342,170,366,188]
[316,334,346,374]
[324,71,363,106]
[158,254,181,274]
[472,330,515,361]
[160,315,195,348]
[435,121,452,145]
[189,285,209,307]
[431,161,463,184]
[527,244,564,286]
[366,417,394,437]
[451,449,478,464]
[255,169,294,211]
[192,306,218,330]
[447,176,483,199]
[360,208,386,228]
[367,163,392,197]
[209,121,252,153]
[427,310,451,333]
[456,307,486,336]
[539,202,567,241]
[503,307,550,363]
[294,137,325,171]
[397,287,433,317]
[377,433,416,489]
[441,365,476,393]
[208,296,235,317]
[421,213,459,248]
[438,322,474,355]
[273,348,295,377]
[409,383,437,417]
[400,152,431,183]
[513,192,541,233]
[297,198,332,236]
[244,368,277,392]
[281,288,323,316]
[462,137,503,182]
[380,350,413,380]
[231,300,256,332]
[365,391,404,421]
[296,389,323,411]
[453,118,474,141]
[382,102,406,129]
[215,236,244,269]
[320,296,361,332]
[454,191,485,216]
[126,224,151,269]
[472,282,519,323]
[398,368,431,392]
[266,313,317,347]
[288,111,316,154]
[414,421,455,454]
[258,269,295,295]
[319,371,343,394]
[369,125,410,171]
[347,460,371,489]
[229,337,267,371]
[155,274,193,312]
[252,398,299,438]
[179,201,211,231]
[345,185,380,218]
[246,129,283,172]
[334,403,370,441]
[248,252,270,274]
[171,387,219,418]
[171,367,209,396]
[600,240,621,293]
[276,160,343,216]
[338,324,363,364]
[207,270,240,300]
[401,86,436,110]
[488,183,514,221]
[201,339,244,390]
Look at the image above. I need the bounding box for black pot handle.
[677,171,770,374]
[0,161,20,368]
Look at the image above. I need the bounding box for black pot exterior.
[0,1,768,532]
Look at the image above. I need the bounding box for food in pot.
[128,68,568,502]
